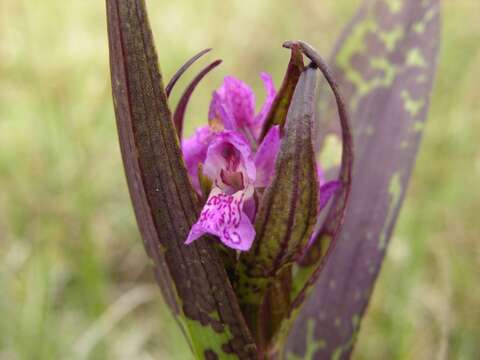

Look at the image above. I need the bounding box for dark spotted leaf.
[106,1,256,358]
[286,0,441,358]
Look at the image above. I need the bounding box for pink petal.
[224,76,256,128]
[243,196,257,221]
[253,73,277,136]
[319,180,341,210]
[182,126,215,192]
[304,180,342,251]
[317,163,326,186]
[185,187,256,251]
[208,91,235,130]
[254,125,281,188]
[208,76,256,131]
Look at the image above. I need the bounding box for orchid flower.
[185,130,259,251]
[181,74,277,195]
[182,75,339,252]
[106,0,440,358]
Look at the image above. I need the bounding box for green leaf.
[286,0,441,358]
[106,1,256,358]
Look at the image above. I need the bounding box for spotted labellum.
[106,0,440,359]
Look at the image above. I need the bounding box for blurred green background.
[0,0,478,359]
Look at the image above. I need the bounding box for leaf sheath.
[106,1,256,358]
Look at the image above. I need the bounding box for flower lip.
[185,186,256,251]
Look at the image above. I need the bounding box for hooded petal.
[254,125,281,188]
[182,126,215,192]
[208,76,256,131]
[185,187,255,251]
[203,131,256,188]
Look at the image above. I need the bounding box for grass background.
[0,0,478,359]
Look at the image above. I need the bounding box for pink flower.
[185,128,279,250]
[182,74,277,193]
[182,73,339,251]
[208,73,276,140]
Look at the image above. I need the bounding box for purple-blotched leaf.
[173,59,222,139]
[105,1,256,358]
[286,0,441,358]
